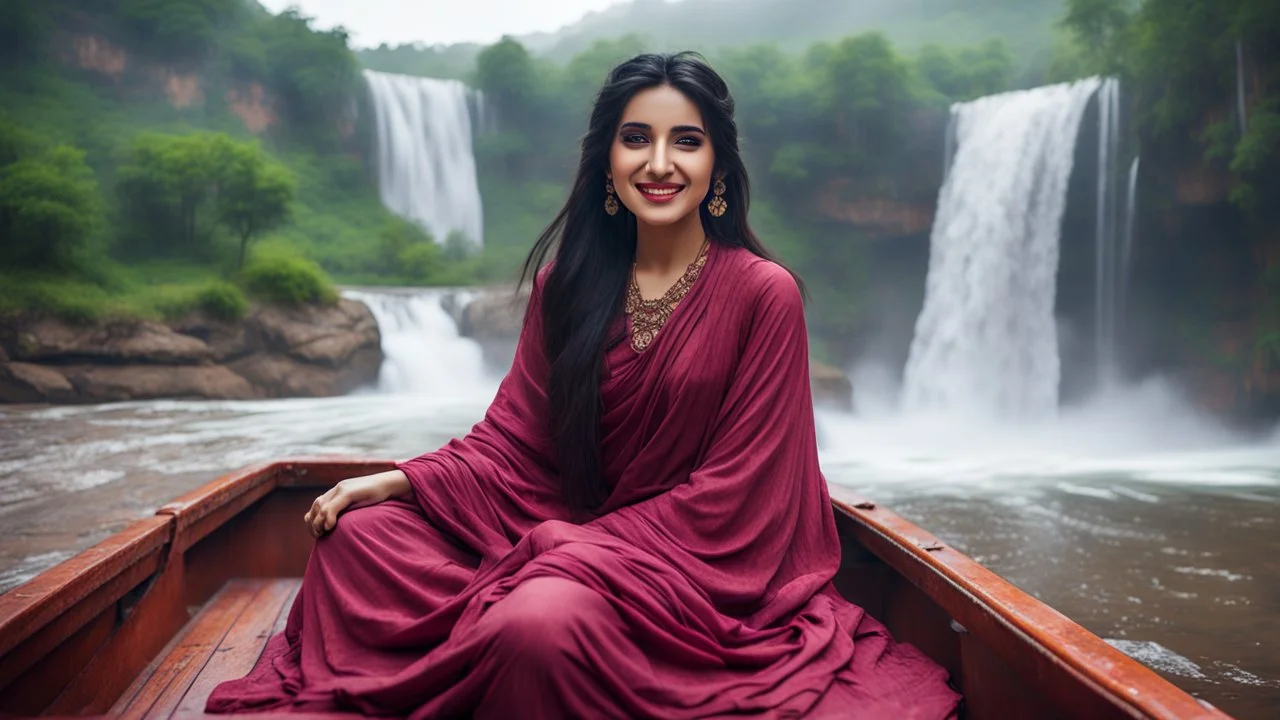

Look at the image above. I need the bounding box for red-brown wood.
[826,485,1230,720]
[111,580,260,718]
[0,516,171,715]
[175,580,299,716]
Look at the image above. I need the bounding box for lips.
[635,183,685,204]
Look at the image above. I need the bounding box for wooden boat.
[0,458,1231,719]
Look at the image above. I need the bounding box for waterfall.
[1095,78,1122,387]
[1118,156,1140,372]
[902,78,1103,418]
[342,289,491,397]
[364,70,485,247]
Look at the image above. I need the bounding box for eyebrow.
[619,122,707,136]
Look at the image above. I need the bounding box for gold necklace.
[624,239,710,353]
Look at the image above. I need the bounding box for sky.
[257,0,651,48]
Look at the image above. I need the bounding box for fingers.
[303,485,349,538]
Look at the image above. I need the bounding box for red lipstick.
[635,182,685,204]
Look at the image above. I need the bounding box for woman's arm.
[305,273,562,548]
[304,469,411,538]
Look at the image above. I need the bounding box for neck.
[633,210,706,274]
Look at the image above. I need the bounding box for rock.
[62,365,256,402]
[459,289,529,372]
[2,319,214,365]
[229,347,382,398]
[0,362,77,403]
[249,299,380,368]
[0,297,384,404]
[810,361,853,412]
[816,179,935,237]
[171,313,260,362]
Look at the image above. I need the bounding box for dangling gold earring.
[708,178,727,217]
[605,178,619,216]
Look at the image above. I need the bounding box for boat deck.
[111,579,320,719]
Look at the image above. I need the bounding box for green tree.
[117,0,239,65]
[118,132,225,254]
[217,143,296,268]
[474,37,541,125]
[256,10,361,145]
[0,145,101,270]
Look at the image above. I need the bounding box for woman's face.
[608,84,717,228]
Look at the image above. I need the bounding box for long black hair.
[519,52,798,516]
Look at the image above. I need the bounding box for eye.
[676,136,702,147]
[622,133,648,144]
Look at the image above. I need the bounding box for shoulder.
[717,247,803,317]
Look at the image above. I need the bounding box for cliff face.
[0,300,383,403]
[61,31,279,135]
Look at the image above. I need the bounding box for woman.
[208,52,960,718]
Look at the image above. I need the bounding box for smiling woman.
[205,53,962,718]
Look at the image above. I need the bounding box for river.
[1,321,1277,717]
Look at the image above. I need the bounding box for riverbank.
[0,299,382,403]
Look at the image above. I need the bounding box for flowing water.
[364,70,485,246]
[903,79,1102,417]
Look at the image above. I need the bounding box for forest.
[1,0,1277,412]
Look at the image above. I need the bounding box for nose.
[647,141,672,178]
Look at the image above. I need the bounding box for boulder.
[810,361,853,412]
[0,362,77,403]
[171,313,260,362]
[458,289,529,372]
[61,365,256,402]
[229,347,382,398]
[2,319,214,365]
[249,299,380,368]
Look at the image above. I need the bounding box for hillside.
[358,0,1064,76]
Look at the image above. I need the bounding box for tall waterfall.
[342,289,492,398]
[1095,78,1122,387]
[902,79,1102,418]
[364,70,485,247]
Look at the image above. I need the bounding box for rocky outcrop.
[0,299,382,404]
[457,288,529,372]
[816,179,935,237]
[5,319,214,365]
[810,361,853,411]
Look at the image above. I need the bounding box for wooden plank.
[175,580,299,716]
[0,516,170,659]
[0,516,171,714]
[827,486,1230,720]
[110,580,263,719]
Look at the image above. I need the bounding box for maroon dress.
[206,243,961,718]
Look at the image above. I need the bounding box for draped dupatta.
[207,242,960,719]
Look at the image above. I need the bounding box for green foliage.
[116,131,295,262]
[0,144,101,271]
[251,10,361,146]
[358,42,479,80]
[0,0,52,63]
[474,38,542,127]
[191,280,250,320]
[1060,0,1280,214]
[241,249,338,306]
[913,41,1014,102]
[117,0,239,66]
[217,142,296,267]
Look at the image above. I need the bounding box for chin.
[626,204,702,228]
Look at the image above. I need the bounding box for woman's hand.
[304,469,411,538]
